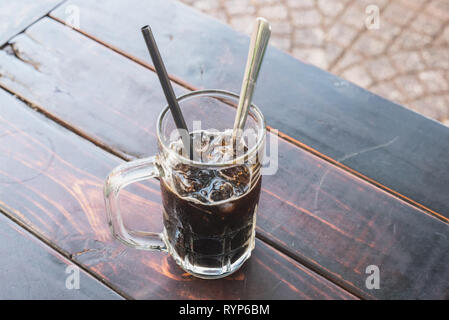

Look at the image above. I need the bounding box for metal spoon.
[232,17,271,141]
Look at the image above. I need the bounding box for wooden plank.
[0,0,63,46]
[0,88,355,300]
[0,213,122,299]
[0,18,447,299]
[48,0,449,218]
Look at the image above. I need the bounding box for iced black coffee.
[104,90,266,279]
[159,129,262,278]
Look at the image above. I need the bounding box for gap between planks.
[0,0,68,48]
[0,202,131,300]
[256,231,371,300]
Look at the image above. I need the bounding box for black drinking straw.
[141,25,193,160]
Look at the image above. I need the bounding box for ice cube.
[197,169,214,185]
[172,170,202,195]
[190,192,208,203]
[219,165,250,185]
[209,179,234,202]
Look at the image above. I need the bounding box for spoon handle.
[233,17,271,133]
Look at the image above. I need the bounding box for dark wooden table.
[0,0,448,300]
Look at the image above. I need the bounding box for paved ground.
[179,0,449,126]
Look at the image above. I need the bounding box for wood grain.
[48,0,449,217]
[0,88,355,300]
[0,18,448,299]
[0,0,63,46]
[0,212,122,299]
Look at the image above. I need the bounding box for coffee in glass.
[104,90,265,278]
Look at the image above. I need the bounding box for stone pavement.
[179,0,449,126]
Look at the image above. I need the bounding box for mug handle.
[103,156,167,251]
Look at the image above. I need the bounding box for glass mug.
[104,90,266,279]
